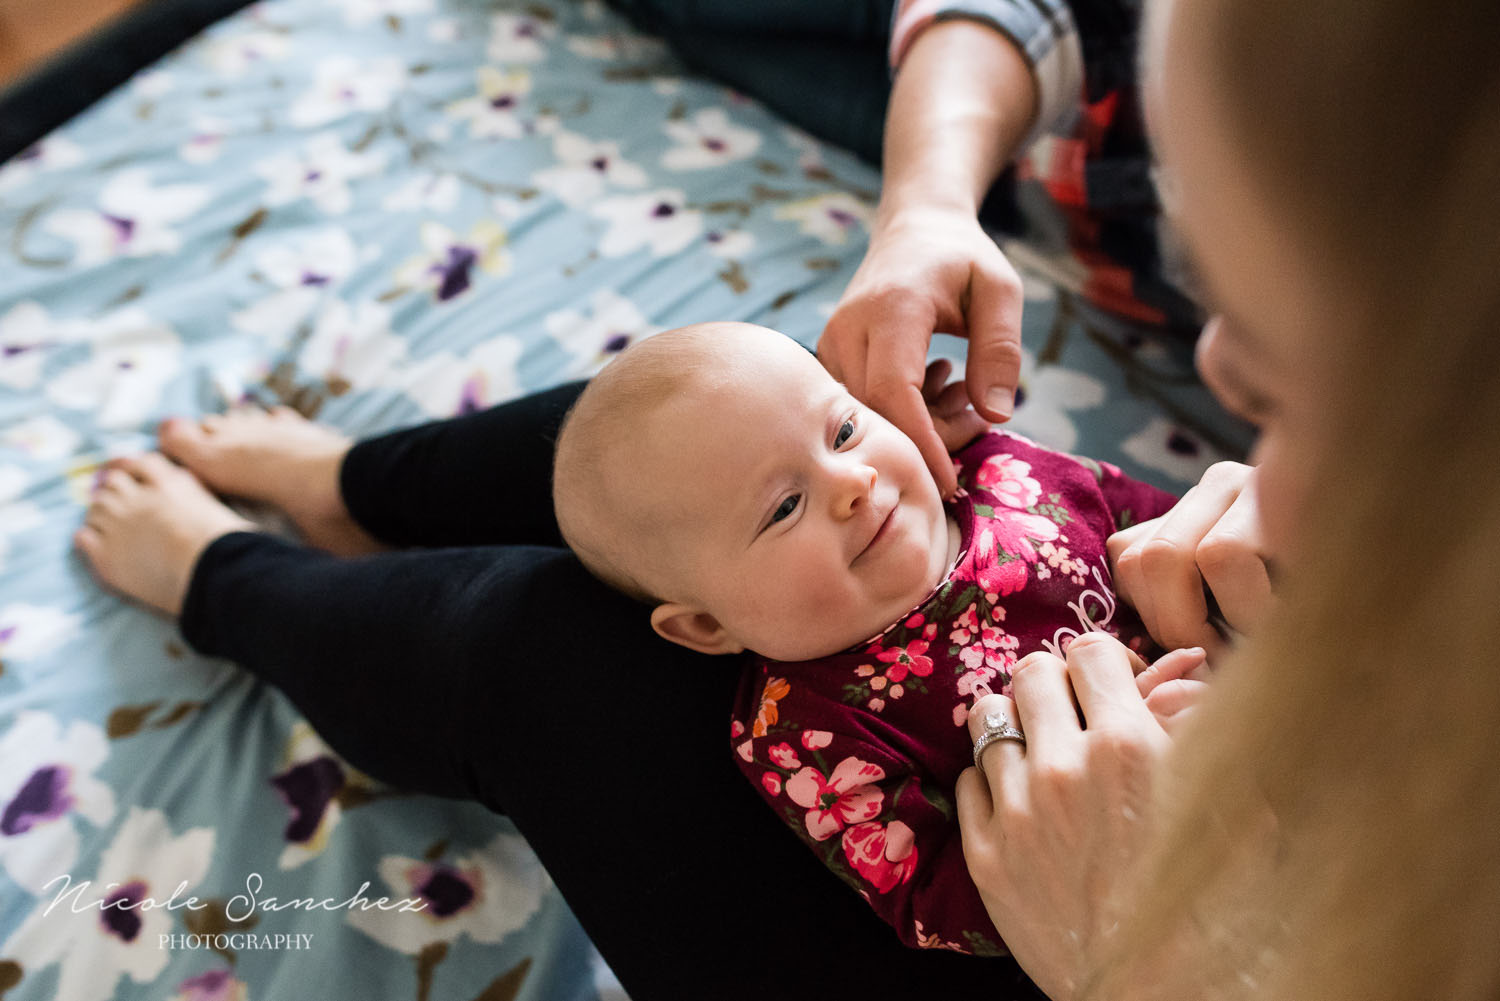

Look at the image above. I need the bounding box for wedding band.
[972,711,1026,773]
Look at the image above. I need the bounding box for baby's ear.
[650,602,745,656]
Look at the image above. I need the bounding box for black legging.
[179,382,1047,1001]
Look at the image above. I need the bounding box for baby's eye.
[770,494,800,524]
[834,419,855,449]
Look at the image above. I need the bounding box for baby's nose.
[832,462,877,516]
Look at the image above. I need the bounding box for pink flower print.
[905,612,925,629]
[889,684,905,699]
[870,676,887,691]
[976,454,1042,509]
[957,667,999,697]
[952,704,970,727]
[868,697,886,713]
[923,622,937,640]
[768,742,801,770]
[842,820,918,894]
[875,640,934,684]
[914,920,967,952]
[801,730,832,751]
[737,739,754,762]
[855,664,876,678]
[786,757,886,842]
[730,720,745,739]
[762,772,782,797]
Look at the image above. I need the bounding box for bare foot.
[75,454,256,617]
[157,406,386,557]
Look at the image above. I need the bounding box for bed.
[0,1,1251,998]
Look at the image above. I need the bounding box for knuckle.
[1195,531,1250,574]
[1086,727,1154,771]
[1139,537,1185,574]
[1202,460,1248,488]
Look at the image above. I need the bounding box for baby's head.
[553,322,952,662]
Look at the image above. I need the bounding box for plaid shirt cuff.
[889,0,1084,147]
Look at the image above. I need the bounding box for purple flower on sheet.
[396,222,510,302]
[347,832,546,953]
[271,755,345,843]
[171,968,248,1001]
[0,711,112,894]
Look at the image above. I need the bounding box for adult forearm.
[879,19,1039,221]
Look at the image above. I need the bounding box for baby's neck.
[944,512,961,575]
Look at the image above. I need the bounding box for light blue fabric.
[0,1,1249,999]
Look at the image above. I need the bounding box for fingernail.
[984,387,1013,419]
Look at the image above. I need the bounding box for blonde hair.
[552,323,728,603]
[1102,1,1500,997]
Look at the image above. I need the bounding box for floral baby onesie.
[728,430,1178,954]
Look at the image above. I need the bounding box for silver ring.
[972,711,1026,772]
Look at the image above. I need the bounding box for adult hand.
[1107,461,1275,653]
[820,205,1025,497]
[957,633,1173,1001]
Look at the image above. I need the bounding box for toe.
[159,418,207,463]
[109,456,154,483]
[133,452,177,483]
[201,415,225,434]
[74,525,102,557]
[101,467,139,493]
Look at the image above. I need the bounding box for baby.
[553,321,1183,955]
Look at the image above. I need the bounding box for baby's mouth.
[854,506,896,564]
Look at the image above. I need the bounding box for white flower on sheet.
[0,467,44,573]
[45,309,182,430]
[704,227,755,258]
[0,135,83,193]
[394,220,510,302]
[773,191,873,245]
[230,227,359,347]
[445,67,542,141]
[385,336,523,418]
[43,168,211,265]
[1002,351,1107,453]
[130,68,174,98]
[0,604,81,662]
[381,172,461,213]
[782,125,826,173]
[331,0,434,24]
[289,55,407,129]
[254,133,387,215]
[545,288,661,377]
[178,116,232,164]
[0,712,115,895]
[1,807,213,1001]
[197,29,289,76]
[661,108,762,171]
[346,831,547,953]
[299,299,406,390]
[486,11,557,62]
[533,130,647,206]
[590,189,702,258]
[0,300,68,390]
[2,415,81,461]
[1121,416,1233,486]
[565,32,667,61]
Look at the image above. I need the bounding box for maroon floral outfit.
[729,430,1178,954]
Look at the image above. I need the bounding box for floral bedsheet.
[0,0,1250,999]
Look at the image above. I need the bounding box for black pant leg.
[337,380,585,550]
[178,532,1046,1001]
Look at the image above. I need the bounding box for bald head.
[553,321,802,601]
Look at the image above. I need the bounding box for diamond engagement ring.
[972,711,1026,773]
